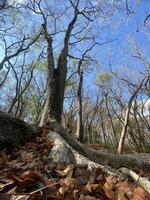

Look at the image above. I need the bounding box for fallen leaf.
[132,186,149,200]
[116,181,133,200]
[20,152,33,163]
[7,171,41,188]
[59,177,81,196]
[7,160,25,169]
[56,164,74,178]
[85,183,99,193]
[0,149,8,166]
[73,166,91,184]
[0,178,14,192]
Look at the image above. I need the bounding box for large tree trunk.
[39,10,78,125]
[49,56,67,123]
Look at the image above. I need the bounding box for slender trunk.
[76,70,84,142]
[128,125,140,151]
[117,78,146,154]
[117,106,131,154]
[99,111,107,146]
[105,94,118,144]
[39,24,55,126]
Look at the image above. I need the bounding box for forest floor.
[0,127,150,200]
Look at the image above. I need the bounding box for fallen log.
[0,112,41,150]
[0,114,150,172]
[47,120,150,171]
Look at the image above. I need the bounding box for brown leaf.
[7,171,41,188]
[85,195,97,200]
[0,149,8,166]
[85,183,99,193]
[7,160,25,169]
[20,171,41,182]
[0,178,14,192]
[79,194,98,200]
[132,186,149,200]
[103,176,118,200]
[0,194,11,200]
[59,177,81,196]
[20,152,33,163]
[116,181,133,200]
[89,167,106,184]
[7,174,34,187]
[56,164,74,178]
[84,182,111,200]
[79,194,86,200]
[73,166,91,184]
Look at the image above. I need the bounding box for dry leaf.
[20,152,33,163]
[56,164,74,177]
[7,160,25,169]
[132,186,149,200]
[85,183,99,193]
[73,167,91,184]
[0,178,14,191]
[59,177,81,195]
[0,149,8,166]
[7,171,41,188]
[116,181,133,200]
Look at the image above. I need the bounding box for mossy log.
[0,112,41,150]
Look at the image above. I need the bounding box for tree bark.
[39,11,78,125]
[117,78,147,154]
[48,120,150,171]
[39,23,55,126]
[76,70,84,142]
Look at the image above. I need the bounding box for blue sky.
[0,0,150,103]
[83,0,150,93]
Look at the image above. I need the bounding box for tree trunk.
[117,106,131,154]
[39,24,55,126]
[48,120,150,171]
[40,12,78,125]
[105,94,118,144]
[49,56,67,123]
[76,70,84,142]
[117,78,147,154]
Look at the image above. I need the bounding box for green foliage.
[32,60,47,70]
[28,95,41,116]
[96,72,112,85]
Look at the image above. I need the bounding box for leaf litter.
[0,126,149,200]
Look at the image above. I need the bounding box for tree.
[117,76,149,154]
[38,0,96,124]
[1,0,150,183]
[23,0,114,125]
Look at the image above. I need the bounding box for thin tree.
[117,76,149,154]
